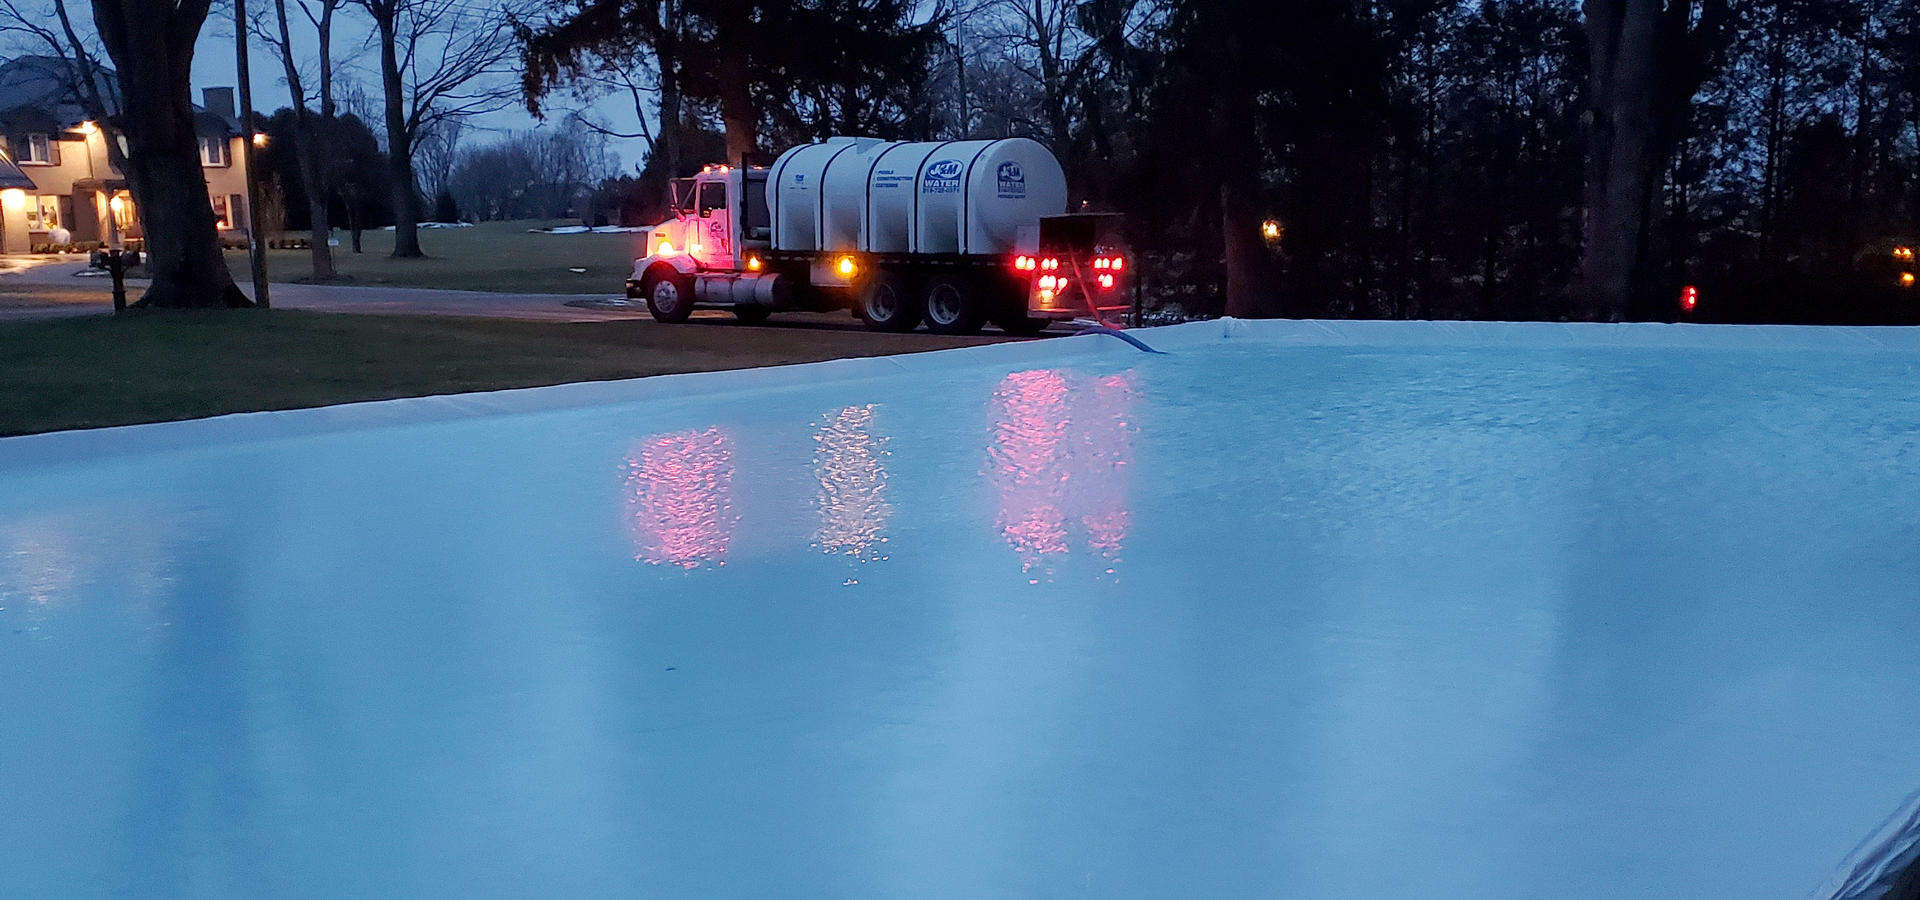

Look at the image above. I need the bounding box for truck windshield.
[670,179,696,214]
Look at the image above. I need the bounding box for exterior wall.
[201,136,250,238]
[0,124,249,254]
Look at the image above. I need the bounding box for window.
[696,181,727,217]
[670,178,696,214]
[36,195,60,229]
[211,193,231,229]
[20,133,51,164]
[742,172,769,237]
[200,135,228,167]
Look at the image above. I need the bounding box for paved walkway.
[0,257,647,323]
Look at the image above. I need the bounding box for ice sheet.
[4,320,1918,896]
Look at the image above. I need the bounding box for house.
[0,56,254,254]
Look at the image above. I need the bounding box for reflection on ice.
[812,405,892,564]
[624,427,737,568]
[988,369,1136,581]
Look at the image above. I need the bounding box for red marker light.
[1680,285,1698,312]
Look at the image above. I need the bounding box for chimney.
[202,87,235,119]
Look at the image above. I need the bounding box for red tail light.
[1680,285,1698,312]
[1041,257,1059,271]
[1014,255,1036,271]
[1098,273,1115,290]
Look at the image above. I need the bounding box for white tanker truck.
[625,136,1131,334]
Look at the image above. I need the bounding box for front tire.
[923,275,985,335]
[642,267,694,323]
[857,270,921,332]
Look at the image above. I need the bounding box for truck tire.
[994,314,1052,336]
[733,305,771,324]
[922,275,985,335]
[641,266,694,323]
[857,270,921,332]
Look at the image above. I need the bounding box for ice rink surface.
[3,319,1918,896]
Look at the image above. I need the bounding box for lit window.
[36,195,60,229]
[211,193,231,229]
[200,135,228,167]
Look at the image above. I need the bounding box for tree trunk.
[374,7,423,257]
[656,65,683,177]
[90,0,249,308]
[272,0,334,280]
[718,65,755,165]
[1220,181,1271,318]
[1579,0,1663,320]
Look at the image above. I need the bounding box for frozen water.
[3,320,1918,896]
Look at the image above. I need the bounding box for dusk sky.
[173,0,651,167]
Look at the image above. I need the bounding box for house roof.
[0,55,239,137]
[0,152,37,190]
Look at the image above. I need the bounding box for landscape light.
[1261,219,1282,242]
[1901,272,1915,288]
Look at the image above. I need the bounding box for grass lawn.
[226,220,641,294]
[0,309,1008,437]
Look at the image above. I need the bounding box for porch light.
[1,189,24,211]
[252,133,268,148]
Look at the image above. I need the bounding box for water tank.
[767,137,1066,256]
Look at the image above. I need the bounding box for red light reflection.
[624,427,737,568]
[988,369,1136,580]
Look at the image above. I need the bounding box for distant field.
[227,220,643,294]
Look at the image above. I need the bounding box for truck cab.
[628,165,779,322]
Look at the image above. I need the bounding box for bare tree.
[520,0,689,178]
[256,0,345,279]
[88,0,249,306]
[413,114,466,202]
[354,0,523,257]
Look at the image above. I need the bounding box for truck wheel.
[733,305,771,324]
[994,314,1052,336]
[922,275,985,335]
[858,271,921,332]
[642,266,694,323]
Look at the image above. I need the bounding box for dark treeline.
[517,0,1920,323]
